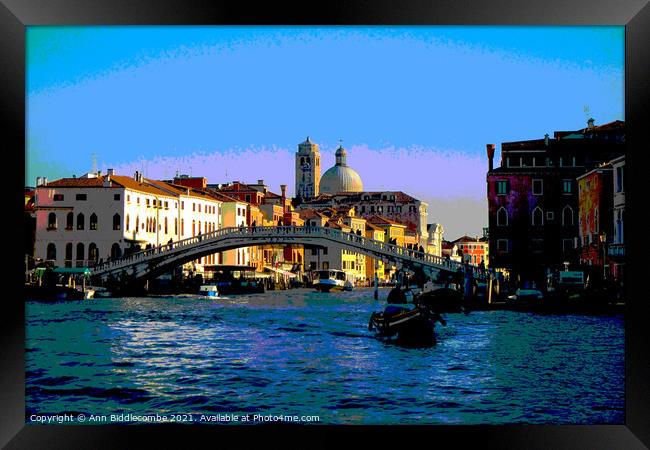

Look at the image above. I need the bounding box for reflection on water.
[26,288,624,424]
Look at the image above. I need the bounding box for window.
[532,207,544,226]
[76,243,84,263]
[616,166,624,192]
[65,243,73,267]
[562,206,574,226]
[88,243,98,263]
[396,206,402,212]
[164,201,168,209]
[164,217,168,234]
[198,204,201,213]
[547,211,554,221]
[126,215,130,231]
[181,201,184,210]
[175,218,178,235]
[496,207,508,226]
[66,212,73,230]
[111,243,122,259]
[563,239,574,252]
[563,180,572,194]
[496,180,508,195]
[137,197,140,204]
[114,194,121,201]
[532,179,543,195]
[323,247,328,255]
[76,194,87,201]
[193,203,196,212]
[497,239,508,253]
[90,213,98,230]
[245,194,251,202]
[113,213,121,230]
[146,199,150,207]
[47,243,57,261]
[531,239,544,253]
[77,213,85,230]
[53,194,64,201]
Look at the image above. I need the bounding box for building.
[609,155,625,280]
[452,235,489,267]
[295,137,321,200]
[209,180,302,275]
[297,191,429,246]
[426,223,444,257]
[365,222,386,282]
[319,144,364,194]
[298,208,368,282]
[441,241,462,263]
[25,187,36,268]
[577,165,613,269]
[33,170,230,278]
[486,119,625,285]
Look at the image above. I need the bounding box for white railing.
[92,226,473,276]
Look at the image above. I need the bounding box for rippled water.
[26,288,624,425]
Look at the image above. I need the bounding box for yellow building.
[365,222,386,282]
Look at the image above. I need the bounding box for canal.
[25,288,624,425]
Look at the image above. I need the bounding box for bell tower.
[295,136,321,199]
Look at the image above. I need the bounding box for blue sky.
[26,26,624,238]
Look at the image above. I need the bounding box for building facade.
[486,119,625,285]
[295,137,321,200]
[609,155,625,280]
[577,166,613,268]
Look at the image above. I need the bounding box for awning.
[263,266,297,278]
[53,267,91,275]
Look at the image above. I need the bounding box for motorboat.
[343,280,354,291]
[198,284,219,298]
[312,269,347,292]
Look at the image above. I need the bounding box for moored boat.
[198,284,219,297]
[312,269,347,292]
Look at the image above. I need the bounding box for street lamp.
[600,232,607,279]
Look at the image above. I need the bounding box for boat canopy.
[53,267,92,275]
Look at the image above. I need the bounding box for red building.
[452,235,489,266]
[577,165,613,271]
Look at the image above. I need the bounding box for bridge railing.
[92,226,474,276]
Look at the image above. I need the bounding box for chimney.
[97,170,102,177]
[36,177,42,187]
[587,118,595,129]
[43,177,47,185]
[258,179,264,185]
[134,170,139,181]
[280,184,287,212]
[107,168,114,176]
[486,144,496,171]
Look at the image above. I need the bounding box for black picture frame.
[2,1,648,448]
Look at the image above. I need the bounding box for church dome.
[319,144,363,194]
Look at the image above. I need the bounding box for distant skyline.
[26,26,624,238]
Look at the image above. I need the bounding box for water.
[25,288,625,425]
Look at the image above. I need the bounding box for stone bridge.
[91,226,483,282]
